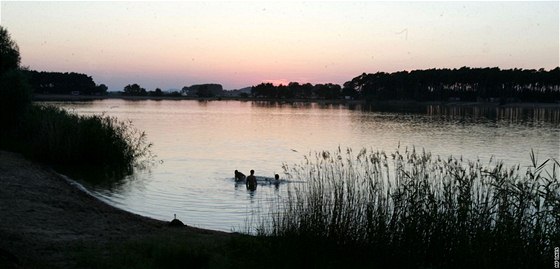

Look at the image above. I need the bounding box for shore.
[0,151,232,268]
[32,93,367,105]
[32,94,560,109]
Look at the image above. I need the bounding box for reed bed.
[259,147,560,268]
[1,104,153,177]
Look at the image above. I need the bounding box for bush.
[17,105,153,175]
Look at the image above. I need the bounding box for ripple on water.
[50,100,559,232]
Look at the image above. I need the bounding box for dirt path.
[0,151,231,268]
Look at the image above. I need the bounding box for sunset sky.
[1,1,558,91]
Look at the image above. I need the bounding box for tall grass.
[1,104,152,177]
[259,147,560,268]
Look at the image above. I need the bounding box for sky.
[1,1,558,91]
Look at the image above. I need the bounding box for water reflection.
[251,100,314,109]
[425,105,560,124]
[44,100,559,232]
[349,102,560,124]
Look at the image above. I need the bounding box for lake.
[47,100,560,232]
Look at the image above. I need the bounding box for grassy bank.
[255,147,560,268]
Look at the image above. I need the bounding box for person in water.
[234,170,246,181]
[273,174,280,190]
[246,170,257,191]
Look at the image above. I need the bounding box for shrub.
[5,105,153,178]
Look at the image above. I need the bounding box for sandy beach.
[0,151,232,268]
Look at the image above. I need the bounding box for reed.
[259,147,560,268]
[1,104,152,177]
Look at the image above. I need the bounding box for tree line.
[252,82,343,99]
[122,83,167,97]
[252,67,560,103]
[19,64,560,103]
[23,70,108,95]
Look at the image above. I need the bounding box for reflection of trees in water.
[251,100,313,109]
[251,101,560,124]
[425,105,560,124]
[351,102,559,124]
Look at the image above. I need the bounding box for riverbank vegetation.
[73,147,559,269]
[8,105,152,174]
[252,147,560,268]
[0,26,151,178]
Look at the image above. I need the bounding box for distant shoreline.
[33,94,560,108]
[32,93,366,104]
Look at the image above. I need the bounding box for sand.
[0,151,230,268]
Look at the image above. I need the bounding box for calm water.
[48,100,560,232]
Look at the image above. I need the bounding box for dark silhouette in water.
[234,170,246,181]
[246,170,257,191]
[273,174,280,190]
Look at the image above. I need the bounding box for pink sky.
[1,1,558,91]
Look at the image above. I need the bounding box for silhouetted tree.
[343,67,560,103]
[250,68,559,102]
[123,83,146,96]
[251,83,276,98]
[0,26,20,75]
[314,83,342,99]
[196,85,214,97]
[181,84,223,97]
[22,70,105,95]
[252,82,342,99]
[150,88,163,97]
[96,84,108,95]
[0,26,32,125]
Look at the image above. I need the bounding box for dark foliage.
[0,26,32,125]
[149,88,164,97]
[22,70,107,95]
[251,82,342,99]
[0,104,152,178]
[181,84,223,97]
[250,67,560,103]
[344,67,560,102]
[123,83,147,96]
[0,70,32,125]
[0,27,20,75]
